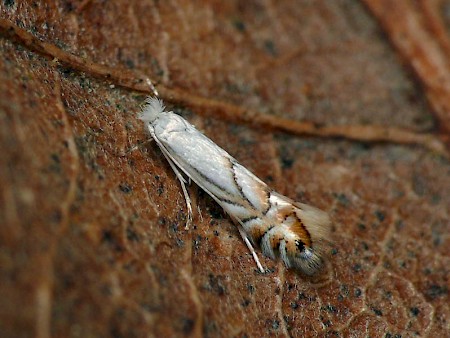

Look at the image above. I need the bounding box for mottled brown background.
[0,1,449,337]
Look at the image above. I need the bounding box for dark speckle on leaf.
[241,298,251,307]
[206,274,227,295]
[169,222,179,233]
[48,153,62,173]
[322,319,332,328]
[281,157,294,169]
[384,291,393,300]
[157,183,164,195]
[334,193,350,206]
[203,320,218,336]
[3,0,15,6]
[372,307,383,316]
[361,242,369,250]
[126,227,139,242]
[119,183,132,193]
[272,320,279,329]
[101,230,113,244]
[325,304,337,313]
[264,39,277,56]
[374,210,385,222]
[298,292,316,302]
[352,264,362,272]
[101,230,123,252]
[264,175,274,183]
[181,318,194,334]
[157,217,167,227]
[193,235,202,251]
[175,238,184,247]
[233,19,246,32]
[125,58,135,69]
[425,284,448,299]
[410,307,420,316]
[280,149,294,169]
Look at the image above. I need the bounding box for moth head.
[138,97,165,124]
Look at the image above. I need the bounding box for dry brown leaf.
[0,1,448,337]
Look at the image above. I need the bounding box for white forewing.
[149,111,266,221]
[156,115,238,191]
[231,162,269,211]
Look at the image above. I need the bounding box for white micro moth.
[139,97,331,275]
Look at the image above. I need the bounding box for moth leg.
[237,225,265,273]
[145,78,159,97]
[164,155,193,229]
[148,128,193,229]
[125,138,154,155]
[197,204,203,222]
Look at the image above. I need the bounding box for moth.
[139,97,331,275]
